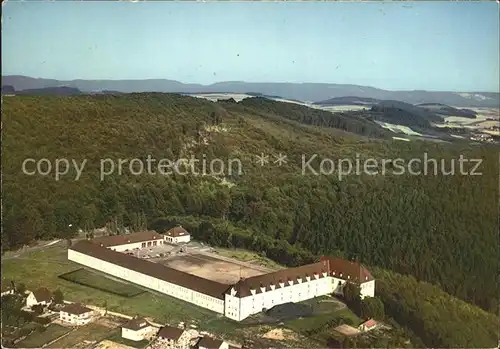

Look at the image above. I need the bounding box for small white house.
[358,319,377,332]
[157,325,191,349]
[121,317,157,341]
[60,303,94,326]
[26,287,52,308]
[1,280,15,297]
[165,226,191,244]
[198,336,229,349]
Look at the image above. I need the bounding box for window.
[142,243,146,248]
[153,241,157,246]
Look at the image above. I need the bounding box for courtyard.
[156,252,266,284]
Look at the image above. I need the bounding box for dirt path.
[2,238,86,261]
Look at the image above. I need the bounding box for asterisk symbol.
[256,153,269,167]
[274,153,287,166]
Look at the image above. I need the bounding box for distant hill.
[417,103,477,118]
[2,85,16,94]
[3,75,499,108]
[314,96,380,106]
[14,86,82,96]
[369,100,443,129]
[98,90,126,95]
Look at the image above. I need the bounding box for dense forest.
[154,216,500,348]
[236,97,390,137]
[2,94,498,325]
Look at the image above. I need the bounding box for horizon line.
[2,74,499,94]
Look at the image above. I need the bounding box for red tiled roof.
[228,260,330,297]
[362,319,377,328]
[90,231,164,248]
[321,257,374,283]
[165,226,190,237]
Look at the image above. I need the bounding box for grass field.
[59,268,145,297]
[284,306,362,345]
[47,323,116,348]
[15,324,71,348]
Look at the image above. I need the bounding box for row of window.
[141,240,163,248]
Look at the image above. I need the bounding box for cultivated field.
[159,253,266,284]
[46,323,115,348]
[434,108,499,133]
[374,120,422,136]
[14,324,71,348]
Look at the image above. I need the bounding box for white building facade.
[122,318,158,341]
[68,240,375,322]
[165,227,191,244]
[26,288,52,308]
[60,303,94,326]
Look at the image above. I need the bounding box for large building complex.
[68,233,375,321]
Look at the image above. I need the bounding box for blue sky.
[2,1,499,92]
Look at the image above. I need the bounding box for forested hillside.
[2,94,498,319]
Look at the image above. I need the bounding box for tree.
[343,282,361,305]
[32,304,44,316]
[1,294,26,327]
[359,297,385,320]
[53,289,64,304]
[16,283,26,295]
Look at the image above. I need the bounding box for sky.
[2,1,499,92]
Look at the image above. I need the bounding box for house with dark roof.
[157,325,190,349]
[165,226,190,244]
[91,231,166,252]
[26,287,52,308]
[121,317,157,341]
[198,336,229,349]
[60,303,94,326]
